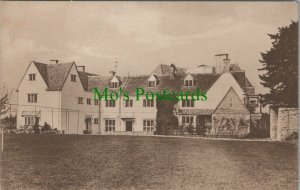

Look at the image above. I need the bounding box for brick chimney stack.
[170,63,177,79]
[223,57,230,73]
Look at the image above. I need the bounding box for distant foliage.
[259,21,298,108]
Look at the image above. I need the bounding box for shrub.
[33,125,40,134]
[83,129,91,134]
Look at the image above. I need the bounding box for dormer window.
[184,80,194,86]
[110,76,120,88]
[71,74,77,82]
[110,82,119,88]
[148,74,158,87]
[29,74,36,81]
[184,74,194,86]
[148,81,156,87]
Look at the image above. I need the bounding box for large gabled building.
[17,61,99,134]
[17,56,260,137]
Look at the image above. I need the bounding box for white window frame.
[110,82,119,88]
[86,98,91,105]
[125,99,133,107]
[143,99,154,107]
[78,97,83,104]
[25,116,35,126]
[106,100,116,107]
[94,118,99,124]
[182,116,194,125]
[29,74,36,81]
[27,94,37,103]
[71,74,77,82]
[184,80,194,86]
[182,99,194,107]
[143,119,155,131]
[148,81,156,87]
[105,119,115,132]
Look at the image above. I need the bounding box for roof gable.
[111,76,120,83]
[214,87,249,114]
[184,74,194,81]
[148,74,158,81]
[24,61,92,91]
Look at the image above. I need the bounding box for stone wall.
[270,107,298,141]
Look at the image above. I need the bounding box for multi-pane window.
[182,99,194,107]
[106,100,116,107]
[94,99,99,105]
[143,99,154,107]
[71,74,77,82]
[86,98,91,105]
[110,82,118,88]
[29,74,36,81]
[182,116,194,125]
[94,118,99,124]
[143,120,155,131]
[105,119,115,132]
[184,80,194,86]
[27,94,37,103]
[125,100,133,107]
[25,116,35,126]
[229,97,233,107]
[78,97,83,104]
[148,81,156,87]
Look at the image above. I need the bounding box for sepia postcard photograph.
[0,1,298,190]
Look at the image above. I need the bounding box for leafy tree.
[156,98,178,135]
[259,21,298,108]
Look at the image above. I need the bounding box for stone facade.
[270,107,298,141]
[211,113,250,137]
[209,87,251,137]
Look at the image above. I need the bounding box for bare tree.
[0,86,9,117]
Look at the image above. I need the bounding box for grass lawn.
[0,134,297,190]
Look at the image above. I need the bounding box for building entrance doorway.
[126,120,133,131]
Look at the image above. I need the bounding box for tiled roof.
[34,62,49,85]
[183,74,221,92]
[229,64,243,72]
[178,109,214,115]
[46,62,74,91]
[32,61,254,96]
[88,75,127,92]
[152,64,187,76]
[78,71,98,91]
[90,73,222,96]
[231,72,246,91]
[124,75,183,95]
[33,61,95,91]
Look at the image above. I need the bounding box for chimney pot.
[50,59,59,64]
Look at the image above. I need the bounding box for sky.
[0,1,298,103]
